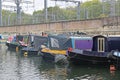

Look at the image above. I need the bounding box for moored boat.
[66,35,120,65]
[41,48,67,64]
[6,35,27,51]
[40,35,69,64]
[21,35,48,56]
[0,34,8,43]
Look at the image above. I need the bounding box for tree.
[2,0,120,25]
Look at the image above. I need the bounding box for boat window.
[98,38,105,52]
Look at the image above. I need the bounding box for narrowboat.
[0,34,4,43]
[40,35,69,64]
[6,35,27,51]
[0,34,7,43]
[67,35,120,65]
[21,35,48,56]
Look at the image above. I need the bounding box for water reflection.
[0,44,41,80]
[16,56,42,80]
[0,44,120,80]
[67,63,120,80]
[0,44,19,80]
[39,59,68,80]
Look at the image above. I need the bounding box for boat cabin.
[28,35,48,49]
[92,35,120,52]
[69,36,93,50]
[92,35,108,52]
[107,36,120,52]
[69,35,120,52]
[48,35,69,50]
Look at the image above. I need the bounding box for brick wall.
[0,17,120,34]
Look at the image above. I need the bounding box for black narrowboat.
[21,35,48,56]
[6,35,27,51]
[40,35,68,63]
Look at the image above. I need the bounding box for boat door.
[97,38,105,52]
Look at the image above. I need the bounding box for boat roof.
[70,36,92,40]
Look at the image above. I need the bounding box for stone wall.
[0,17,120,34]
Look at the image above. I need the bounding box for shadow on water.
[39,59,68,80]
[66,62,120,80]
[0,44,120,80]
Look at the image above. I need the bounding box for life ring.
[24,52,28,57]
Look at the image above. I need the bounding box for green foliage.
[32,0,114,21]
[2,10,16,26]
[2,10,33,26]
[1,0,120,26]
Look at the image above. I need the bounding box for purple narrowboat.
[67,35,120,65]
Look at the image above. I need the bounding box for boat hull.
[40,52,55,62]
[21,47,39,56]
[40,52,68,64]
[67,49,117,65]
[6,42,23,51]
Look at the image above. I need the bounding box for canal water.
[0,44,120,80]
